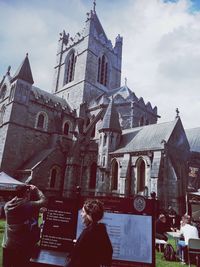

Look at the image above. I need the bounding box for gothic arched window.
[97,55,108,86]
[103,134,107,146]
[0,84,7,100]
[50,168,57,188]
[137,159,146,193]
[63,122,69,135]
[91,125,95,138]
[89,163,97,189]
[99,135,102,145]
[111,159,118,190]
[139,116,144,126]
[37,114,44,128]
[102,156,106,166]
[0,105,6,125]
[65,50,76,84]
[49,166,61,188]
[9,85,15,102]
[35,112,48,130]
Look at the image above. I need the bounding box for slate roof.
[185,127,200,153]
[100,99,121,133]
[112,119,178,154]
[11,54,34,84]
[91,11,108,40]
[107,85,137,100]
[32,86,72,112]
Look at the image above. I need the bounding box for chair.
[188,238,200,266]
[155,238,167,252]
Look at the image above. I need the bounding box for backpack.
[163,244,176,261]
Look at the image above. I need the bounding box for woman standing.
[67,199,113,267]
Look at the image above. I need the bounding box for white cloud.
[0,0,200,129]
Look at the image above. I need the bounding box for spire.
[7,66,11,75]
[125,77,127,86]
[100,99,121,133]
[83,1,108,42]
[11,53,34,84]
[0,66,12,88]
[175,108,180,119]
[93,0,96,13]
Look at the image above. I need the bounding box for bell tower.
[52,4,123,116]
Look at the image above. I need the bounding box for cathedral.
[0,4,200,214]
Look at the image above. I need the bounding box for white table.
[167,231,182,250]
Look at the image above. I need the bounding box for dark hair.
[16,185,30,198]
[159,214,166,220]
[84,199,104,222]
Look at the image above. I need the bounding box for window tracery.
[35,111,48,130]
[65,50,76,84]
[97,55,108,86]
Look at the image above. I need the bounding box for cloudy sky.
[0,0,200,129]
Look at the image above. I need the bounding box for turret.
[11,53,34,85]
[114,34,123,56]
[98,99,121,169]
[9,54,33,106]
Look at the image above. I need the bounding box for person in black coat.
[156,213,170,241]
[155,213,171,252]
[67,199,113,267]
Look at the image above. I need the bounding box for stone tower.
[0,54,34,174]
[97,99,122,193]
[52,6,123,116]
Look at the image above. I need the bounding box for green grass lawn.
[0,219,196,267]
[156,237,196,266]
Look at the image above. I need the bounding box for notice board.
[40,198,78,252]
[77,196,156,267]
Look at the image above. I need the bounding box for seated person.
[167,205,177,229]
[156,214,170,241]
[156,214,170,252]
[177,214,199,263]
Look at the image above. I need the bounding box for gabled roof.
[11,54,34,84]
[112,119,178,154]
[90,11,107,40]
[81,9,108,40]
[100,99,121,133]
[185,127,200,153]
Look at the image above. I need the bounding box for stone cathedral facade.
[0,6,199,214]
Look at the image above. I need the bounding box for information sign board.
[40,198,78,252]
[77,196,156,267]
